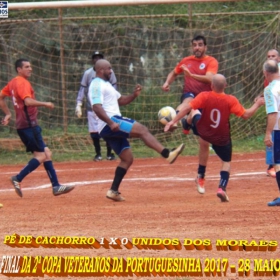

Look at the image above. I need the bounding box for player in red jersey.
[162,35,219,195]
[164,74,264,202]
[0,58,74,197]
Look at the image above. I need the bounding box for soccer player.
[264,49,280,178]
[162,35,218,195]
[75,51,116,161]
[164,74,264,202]
[89,59,185,202]
[0,58,74,198]
[263,60,280,206]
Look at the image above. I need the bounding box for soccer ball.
[158,106,176,125]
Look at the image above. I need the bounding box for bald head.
[95,59,112,81]
[211,74,227,93]
[263,59,279,74]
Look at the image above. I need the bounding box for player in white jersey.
[75,51,117,161]
[264,49,280,177]
[263,60,280,206]
[88,59,185,202]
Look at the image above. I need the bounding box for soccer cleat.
[106,189,125,201]
[94,155,102,161]
[107,153,116,160]
[217,188,229,202]
[195,175,205,194]
[53,185,75,196]
[10,176,22,198]
[267,168,276,178]
[167,143,185,164]
[181,118,191,135]
[267,197,280,206]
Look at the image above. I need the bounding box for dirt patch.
[0,152,279,279]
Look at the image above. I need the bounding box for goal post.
[0,1,279,156]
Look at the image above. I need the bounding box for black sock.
[219,171,230,191]
[276,171,280,192]
[111,166,127,192]
[198,165,206,178]
[161,148,169,158]
[90,133,101,155]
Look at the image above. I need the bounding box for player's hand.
[109,122,120,132]
[133,84,142,97]
[162,82,170,92]
[255,96,265,106]
[264,133,273,147]
[254,94,264,103]
[1,114,11,126]
[180,64,192,77]
[75,103,82,118]
[45,102,54,109]
[164,121,175,132]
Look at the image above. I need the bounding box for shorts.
[192,114,232,162]
[180,92,195,103]
[17,126,46,153]
[87,110,98,133]
[266,130,280,165]
[99,115,136,156]
[212,142,232,162]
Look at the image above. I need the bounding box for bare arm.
[0,92,12,125]
[164,103,192,132]
[241,97,264,120]
[162,70,178,92]
[264,112,277,147]
[118,84,142,106]
[24,97,54,109]
[180,64,213,84]
[92,104,119,132]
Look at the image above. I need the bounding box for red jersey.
[189,91,245,146]
[174,55,218,96]
[1,76,38,129]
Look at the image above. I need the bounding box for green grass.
[0,135,265,165]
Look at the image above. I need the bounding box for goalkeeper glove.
[75,102,82,118]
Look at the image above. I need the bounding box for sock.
[106,141,112,157]
[44,161,60,187]
[219,171,230,191]
[198,165,206,178]
[90,133,101,155]
[17,158,41,182]
[161,148,169,158]
[268,164,274,170]
[276,171,280,192]
[111,166,127,192]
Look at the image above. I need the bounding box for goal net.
[0,2,279,157]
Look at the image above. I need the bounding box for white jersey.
[76,67,117,112]
[88,77,121,133]
[264,79,280,130]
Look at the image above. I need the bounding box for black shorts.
[17,126,46,153]
[212,142,232,162]
[180,92,195,103]
[192,114,232,162]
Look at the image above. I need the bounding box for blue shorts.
[180,92,195,103]
[192,114,232,162]
[17,126,46,153]
[100,115,136,156]
[266,130,280,165]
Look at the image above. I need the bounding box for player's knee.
[44,148,52,161]
[139,123,149,136]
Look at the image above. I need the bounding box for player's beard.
[194,51,204,58]
[104,73,111,81]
